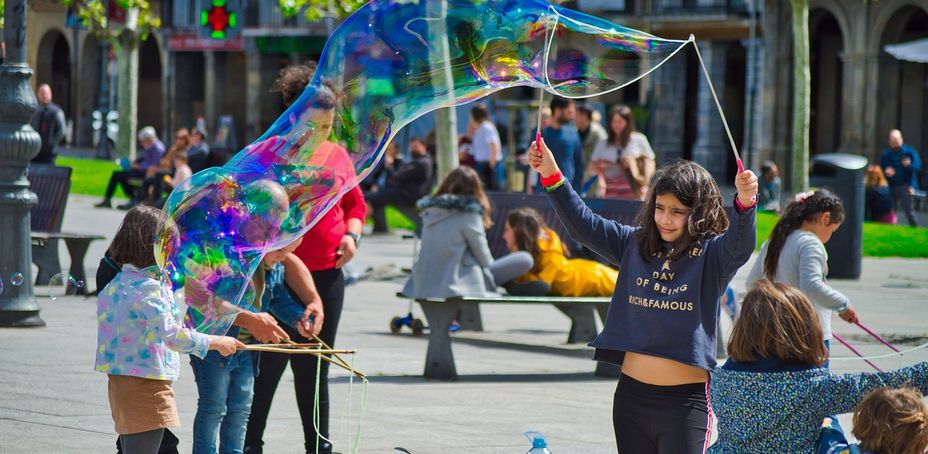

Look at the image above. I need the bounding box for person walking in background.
[468,104,502,191]
[96,126,165,209]
[364,137,433,233]
[758,161,782,212]
[541,97,584,191]
[864,165,896,224]
[30,83,66,164]
[576,105,607,195]
[881,129,921,226]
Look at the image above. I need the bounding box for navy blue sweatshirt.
[547,183,756,370]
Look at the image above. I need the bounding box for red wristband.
[540,171,564,188]
[734,195,757,211]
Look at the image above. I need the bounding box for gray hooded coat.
[401,194,498,298]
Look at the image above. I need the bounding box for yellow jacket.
[515,228,618,297]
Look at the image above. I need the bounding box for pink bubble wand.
[855,321,901,353]
[833,333,883,372]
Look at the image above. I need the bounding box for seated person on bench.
[96,126,164,209]
[504,207,618,297]
[402,166,547,299]
[364,137,433,233]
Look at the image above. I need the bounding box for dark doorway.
[810,9,844,155]
[138,38,164,135]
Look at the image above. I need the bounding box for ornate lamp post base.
[0,1,46,328]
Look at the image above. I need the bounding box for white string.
[541,10,691,99]
[829,339,928,362]
[690,36,743,165]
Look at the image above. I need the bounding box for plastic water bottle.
[525,431,552,454]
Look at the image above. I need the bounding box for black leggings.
[245,268,345,454]
[613,374,711,454]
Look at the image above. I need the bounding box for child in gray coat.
[402,166,545,299]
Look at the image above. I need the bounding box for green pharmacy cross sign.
[201,0,238,39]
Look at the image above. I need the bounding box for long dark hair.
[506,207,567,273]
[606,104,635,149]
[435,166,492,229]
[763,189,844,280]
[635,160,728,260]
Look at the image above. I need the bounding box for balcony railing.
[652,0,748,15]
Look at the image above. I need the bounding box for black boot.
[504,280,551,296]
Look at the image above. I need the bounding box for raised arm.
[708,170,758,282]
[529,138,632,265]
[821,362,928,416]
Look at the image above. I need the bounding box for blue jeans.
[190,350,256,454]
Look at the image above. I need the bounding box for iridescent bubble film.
[10,273,24,287]
[159,0,688,334]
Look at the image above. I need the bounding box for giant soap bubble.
[159,0,689,334]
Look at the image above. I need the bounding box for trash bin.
[809,153,868,279]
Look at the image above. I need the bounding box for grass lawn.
[57,157,927,257]
[756,212,928,258]
[58,157,130,200]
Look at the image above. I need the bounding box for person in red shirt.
[244,63,366,454]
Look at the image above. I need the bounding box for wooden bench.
[28,165,105,295]
[411,294,616,380]
[407,192,641,380]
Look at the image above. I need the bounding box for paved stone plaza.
[1,195,926,453]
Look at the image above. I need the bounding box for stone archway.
[810,8,844,155]
[36,30,71,125]
[876,5,928,157]
[138,37,164,136]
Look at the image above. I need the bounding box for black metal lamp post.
[0,0,46,327]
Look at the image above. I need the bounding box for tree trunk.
[790,0,810,192]
[427,0,458,181]
[116,8,140,159]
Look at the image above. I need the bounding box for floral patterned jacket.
[95,264,209,380]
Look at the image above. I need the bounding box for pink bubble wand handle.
[856,322,901,353]
[737,159,744,174]
[833,333,883,372]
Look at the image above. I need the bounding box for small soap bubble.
[10,273,24,287]
[0,278,4,296]
[47,273,76,300]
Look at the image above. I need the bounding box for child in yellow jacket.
[504,207,618,297]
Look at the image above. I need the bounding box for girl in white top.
[590,105,655,200]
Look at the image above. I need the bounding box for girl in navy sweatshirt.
[529,139,757,453]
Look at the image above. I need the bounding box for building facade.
[23,0,928,191]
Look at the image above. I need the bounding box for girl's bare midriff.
[621,352,708,386]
